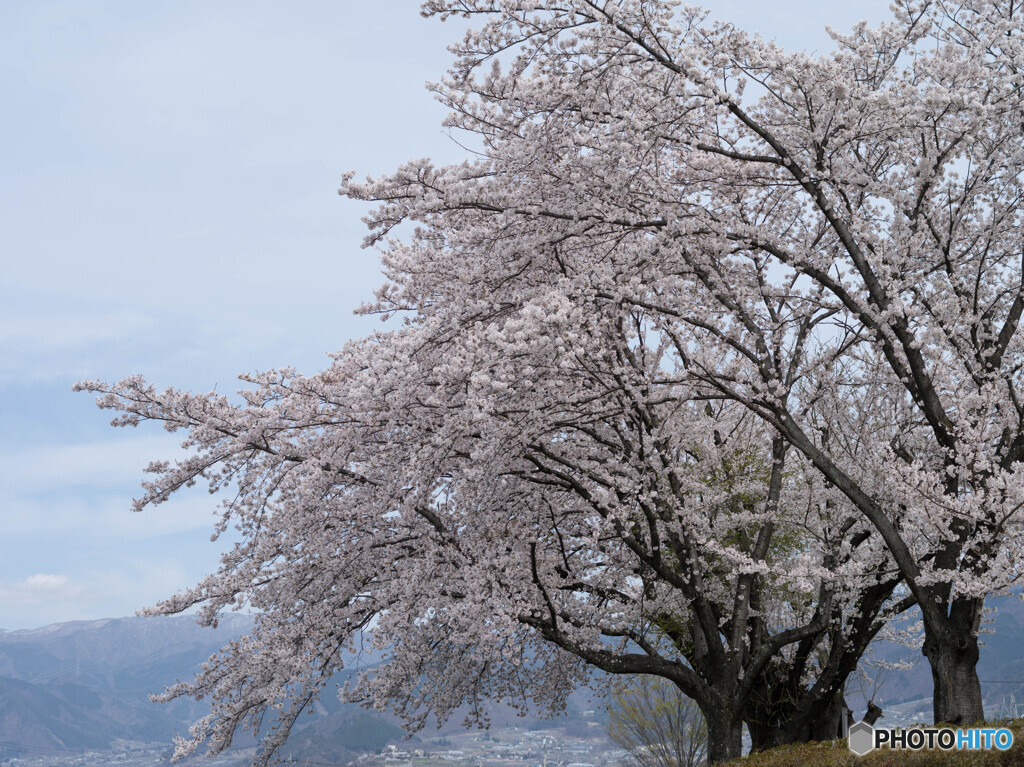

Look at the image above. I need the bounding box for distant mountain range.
[7,598,1022,760]
[0,615,253,758]
[0,614,595,762]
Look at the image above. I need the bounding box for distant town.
[0,726,629,767]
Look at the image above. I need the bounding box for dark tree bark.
[747,694,884,750]
[704,713,744,766]
[523,434,846,765]
[923,602,985,724]
[742,551,907,749]
[747,690,845,750]
[862,701,883,726]
[776,413,989,727]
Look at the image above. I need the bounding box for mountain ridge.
[9,606,1023,758]
[0,613,594,760]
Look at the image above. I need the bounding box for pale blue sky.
[0,1,891,629]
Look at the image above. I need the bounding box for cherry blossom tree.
[78,327,884,764]
[743,386,917,748]
[79,0,1024,761]
[341,0,1024,726]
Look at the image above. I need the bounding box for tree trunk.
[923,620,984,725]
[806,693,846,742]
[743,678,783,752]
[746,719,778,752]
[705,714,743,765]
[863,701,883,726]
[746,691,844,749]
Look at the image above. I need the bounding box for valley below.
[0,615,624,767]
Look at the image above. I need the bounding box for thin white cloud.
[88,553,220,614]
[0,541,235,630]
[0,434,184,490]
[0,435,226,541]
[0,573,88,606]
[0,304,161,384]
[0,310,154,350]
[1,492,223,540]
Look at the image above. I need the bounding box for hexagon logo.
[848,721,875,755]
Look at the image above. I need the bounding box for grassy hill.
[726,721,1024,766]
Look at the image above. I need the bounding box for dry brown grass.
[722,721,1024,766]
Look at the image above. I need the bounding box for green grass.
[723,721,1024,766]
